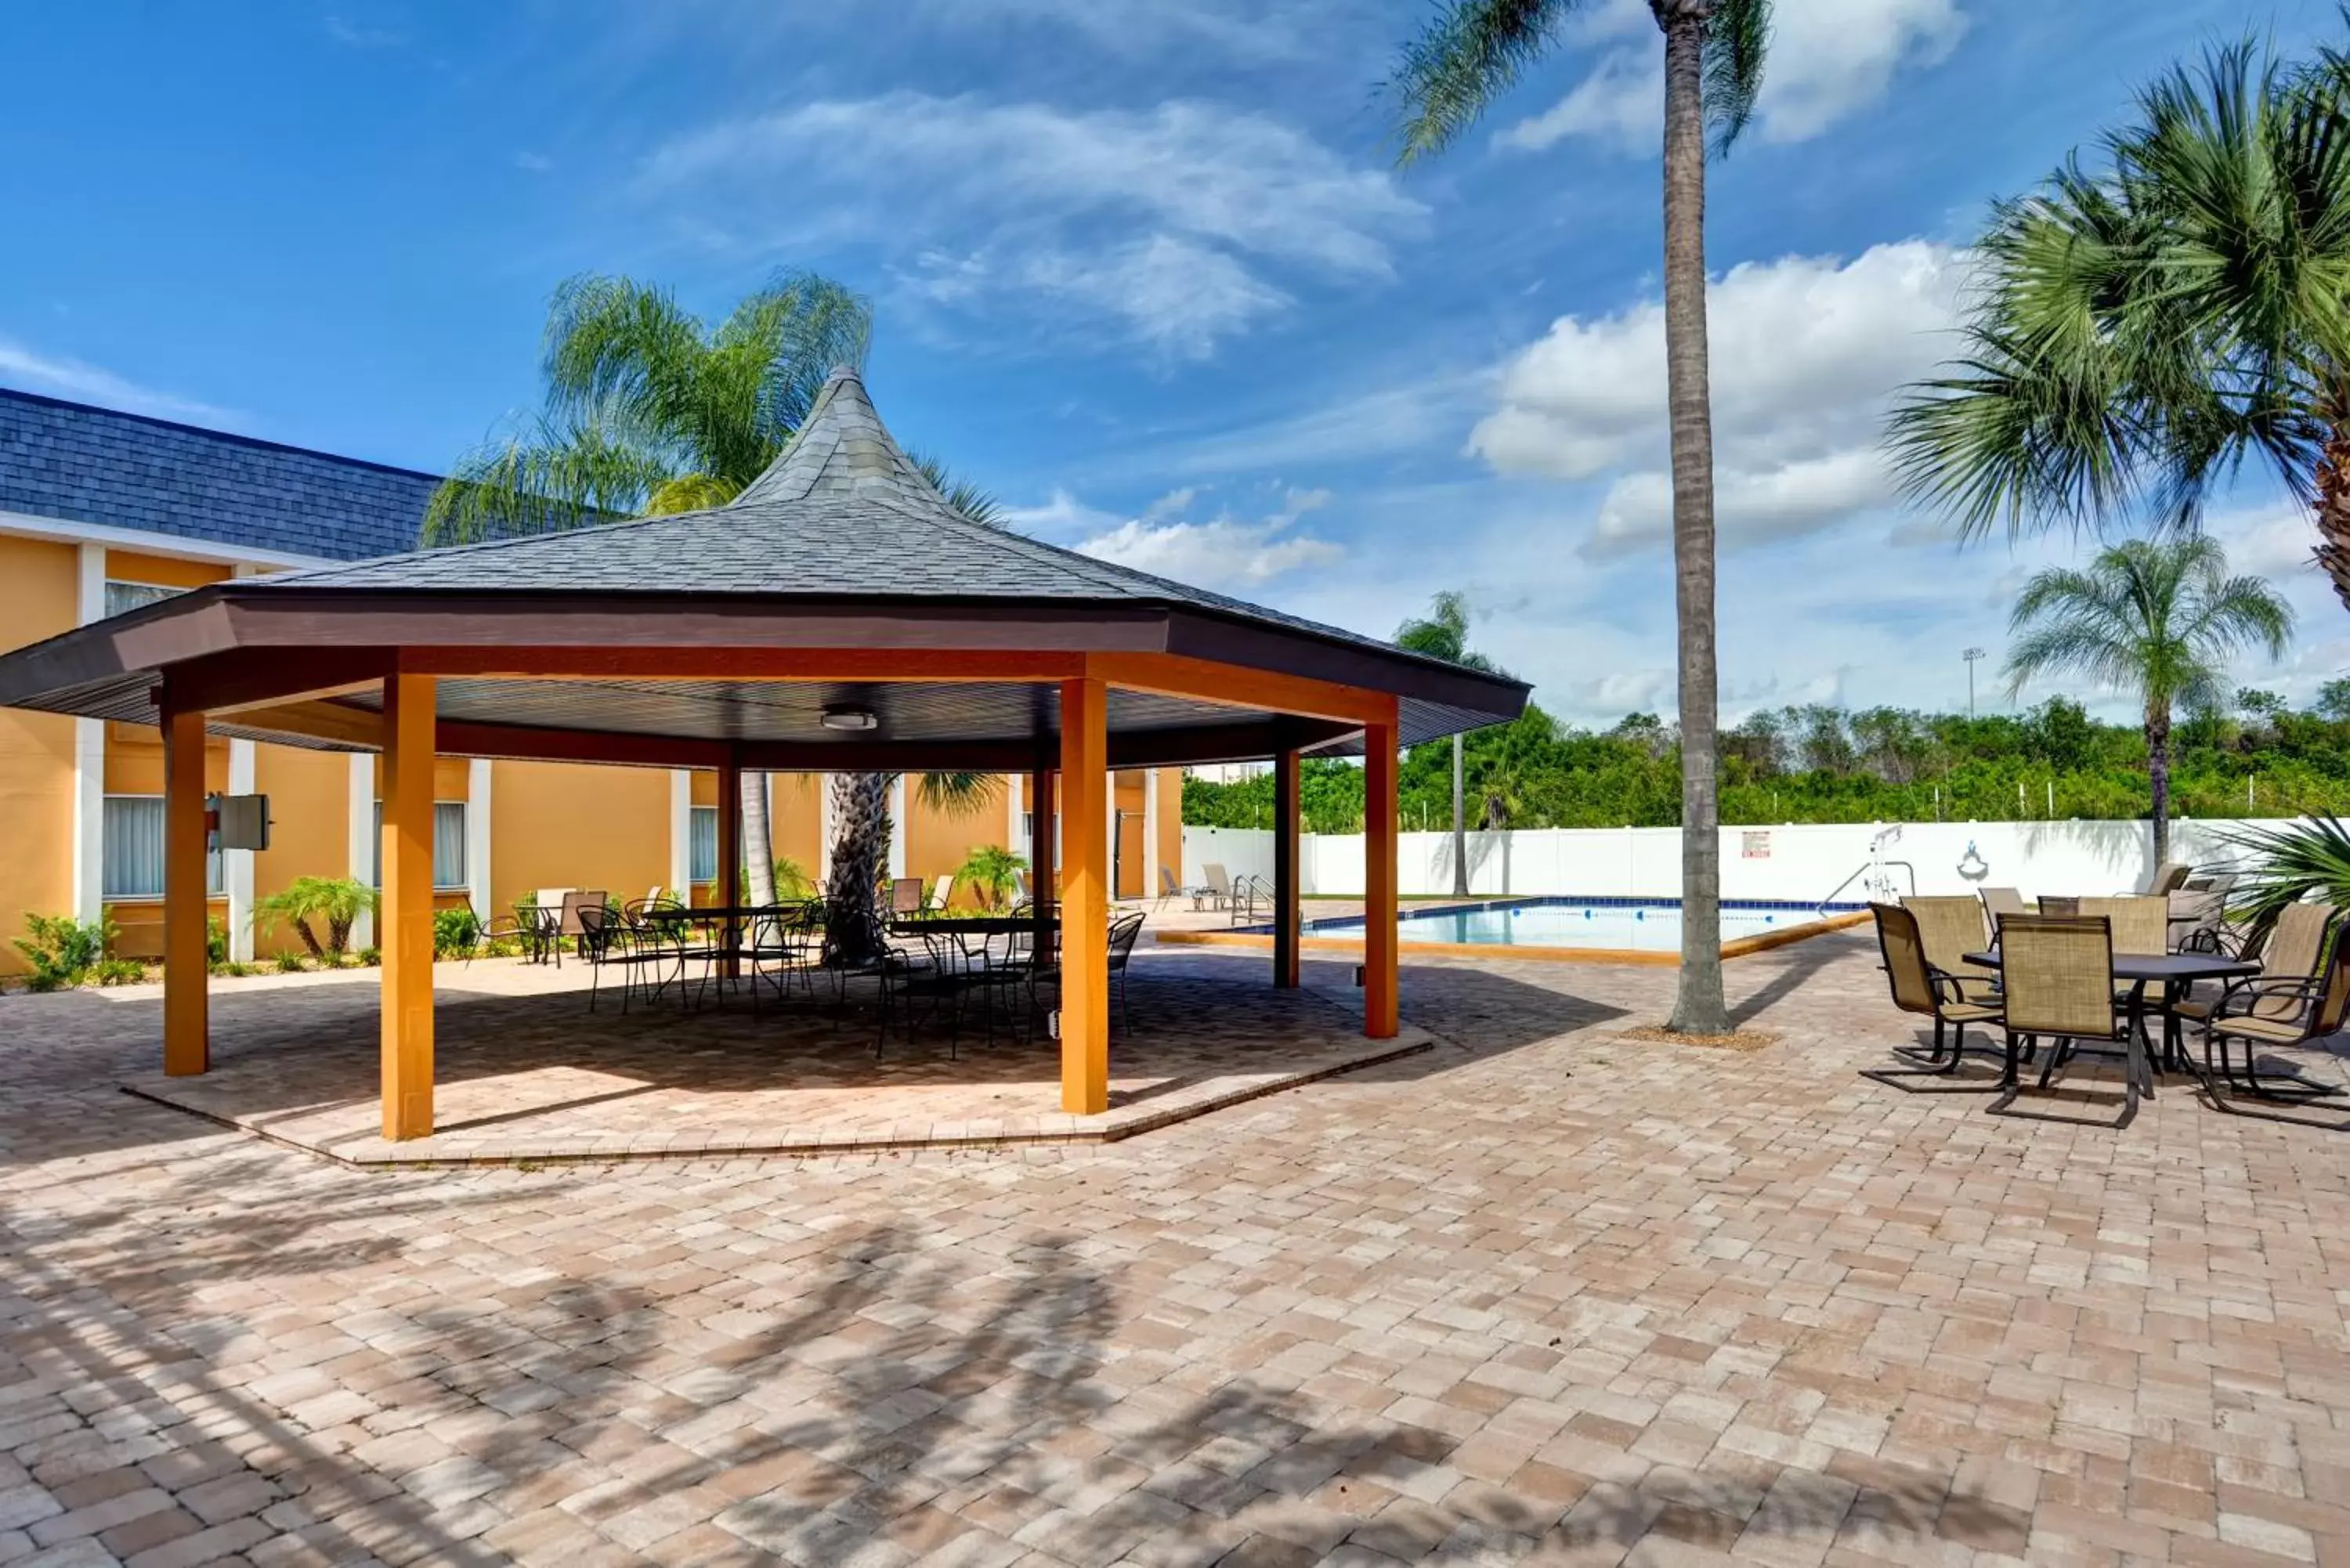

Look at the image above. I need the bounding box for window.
[369,801,468,891]
[100,796,222,900]
[689,806,718,884]
[103,580,186,619]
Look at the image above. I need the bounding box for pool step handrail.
[1816,822,1915,919]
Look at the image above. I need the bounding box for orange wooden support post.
[716,755,742,977]
[1364,710,1400,1039]
[379,673,437,1140]
[1058,677,1109,1115]
[1274,747,1302,989]
[161,702,210,1076]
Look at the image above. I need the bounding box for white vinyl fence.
[1184,818,2292,906]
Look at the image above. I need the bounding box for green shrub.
[432,906,482,958]
[92,957,147,987]
[252,876,379,959]
[955,846,1029,912]
[358,947,381,966]
[273,952,308,974]
[214,960,258,978]
[207,916,227,967]
[13,912,118,989]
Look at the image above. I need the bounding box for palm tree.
[1887,38,2350,614]
[2005,536,2293,866]
[424,273,1000,918]
[1389,0,1771,1033]
[1395,591,1502,897]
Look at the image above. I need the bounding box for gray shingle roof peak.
[732,365,957,515]
[241,374,1501,695]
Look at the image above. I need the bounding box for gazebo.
[0,370,1527,1139]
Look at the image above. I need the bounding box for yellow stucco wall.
[104,551,227,591]
[490,760,669,917]
[0,537,80,969]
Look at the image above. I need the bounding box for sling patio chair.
[1864,901,2005,1084]
[2037,895,2081,916]
[930,873,955,913]
[2167,888,2229,956]
[2143,861,2193,897]
[2200,935,2350,1108]
[1979,887,2028,928]
[2077,896,2170,956]
[548,890,606,969]
[2172,901,2340,1044]
[1156,865,1209,911]
[888,878,927,920]
[1993,913,2144,1127]
[1900,897,2003,1063]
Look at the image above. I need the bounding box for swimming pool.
[1282,898,1863,954]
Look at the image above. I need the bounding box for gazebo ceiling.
[0,369,1529,768]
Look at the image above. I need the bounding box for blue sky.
[2,0,2342,726]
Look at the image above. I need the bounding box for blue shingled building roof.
[0,388,439,562]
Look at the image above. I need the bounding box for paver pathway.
[5,938,2350,1566]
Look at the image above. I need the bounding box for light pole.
[1962,647,1986,718]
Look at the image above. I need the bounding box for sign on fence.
[1741,831,1771,860]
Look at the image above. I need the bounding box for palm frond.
[645,472,743,515]
[1703,0,1773,157]
[1886,30,2350,543]
[910,453,1003,527]
[913,771,1001,817]
[420,410,671,545]
[2214,814,2350,948]
[1387,0,1577,165]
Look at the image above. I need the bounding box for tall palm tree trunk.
[824,771,894,968]
[2316,396,2350,616]
[2145,706,2172,869]
[1452,733,1469,897]
[742,774,777,906]
[1657,2,1728,1035]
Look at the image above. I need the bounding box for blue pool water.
[1289,898,1858,953]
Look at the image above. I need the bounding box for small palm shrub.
[251,876,379,959]
[2218,815,2350,947]
[956,845,1029,912]
[92,957,147,987]
[273,952,308,974]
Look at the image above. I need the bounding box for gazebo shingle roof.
[260,369,1444,670]
[0,368,1527,763]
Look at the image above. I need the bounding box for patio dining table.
[1964,946,2260,1081]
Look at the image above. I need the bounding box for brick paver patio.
[5,934,2350,1566]
[115,959,1431,1165]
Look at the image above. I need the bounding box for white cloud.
[0,338,237,425]
[1502,0,1966,153]
[638,94,1423,357]
[1010,485,1343,590]
[913,0,1343,62]
[1469,240,1968,559]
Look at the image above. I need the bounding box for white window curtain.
[103,580,185,618]
[101,796,221,899]
[689,805,718,885]
[370,801,468,891]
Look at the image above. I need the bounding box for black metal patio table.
[1964,947,2261,1086]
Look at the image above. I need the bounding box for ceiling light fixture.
[819,705,879,732]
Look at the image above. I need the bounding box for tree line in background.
[1184,681,2350,837]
